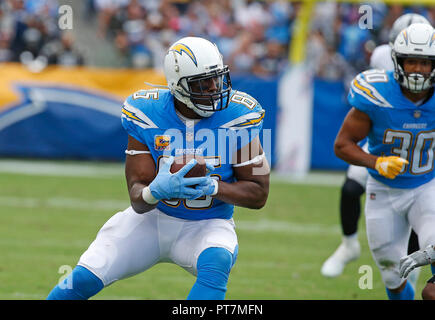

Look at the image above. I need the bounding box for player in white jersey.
[335,23,435,299]
[321,13,431,281]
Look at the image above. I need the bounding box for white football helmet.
[391,23,435,93]
[164,37,232,117]
[389,13,430,46]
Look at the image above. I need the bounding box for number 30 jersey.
[348,69,435,189]
[121,89,265,220]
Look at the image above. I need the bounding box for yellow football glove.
[375,156,408,179]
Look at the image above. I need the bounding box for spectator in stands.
[113,0,152,68]
[0,32,13,62]
[316,44,353,82]
[0,0,85,69]
[41,31,85,66]
[252,39,288,77]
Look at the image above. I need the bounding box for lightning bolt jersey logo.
[169,43,198,66]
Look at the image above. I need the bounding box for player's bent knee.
[46,265,104,300]
[196,247,236,291]
[342,178,365,197]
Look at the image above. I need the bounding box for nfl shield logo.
[370,193,376,200]
[154,135,171,151]
[413,110,421,119]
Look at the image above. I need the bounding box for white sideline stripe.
[9,292,143,300]
[0,160,124,178]
[270,172,345,187]
[0,195,340,235]
[0,160,345,186]
[235,220,339,235]
[0,196,128,211]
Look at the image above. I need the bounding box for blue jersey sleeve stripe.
[122,101,158,129]
[350,75,393,109]
[219,110,265,129]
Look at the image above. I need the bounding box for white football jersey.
[369,44,394,71]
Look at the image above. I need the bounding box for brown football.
[166,155,206,202]
[170,154,206,177]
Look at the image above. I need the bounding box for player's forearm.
[129,183,158,214]
[213,180,269,209]
[334,140,377,169]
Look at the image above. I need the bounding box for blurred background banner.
[0,63,166,160]
[0,0,433,171]
[276,64,313,175]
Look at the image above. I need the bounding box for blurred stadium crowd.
[0,0,85,70]
[307,2,435,84]
[91,0,292,76]
[0,0,434,79]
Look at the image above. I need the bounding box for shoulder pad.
[219,91,264,129]
[122,89,173,129]
[349,70,393,109]
[229,91,260,111]
[121,89,164,130]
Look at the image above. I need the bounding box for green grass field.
[0,160,431,300]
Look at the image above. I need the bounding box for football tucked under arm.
[164,155,212,201]
[147,156,208,202]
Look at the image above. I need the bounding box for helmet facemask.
[391,23,435,94]
[175,66,232,117]
[392,53,435,93]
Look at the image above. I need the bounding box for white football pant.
[77,206,238,286]
[365,176,435,289]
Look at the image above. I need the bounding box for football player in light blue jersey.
[321,13,430,280]
[47,37,270,300]
[335,23,435,300]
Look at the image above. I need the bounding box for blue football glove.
[149,156,208,200]
[195,163,218,196]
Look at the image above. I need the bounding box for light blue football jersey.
[348,69,435,188]
[121,89,265,220]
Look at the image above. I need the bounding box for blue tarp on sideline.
[311,78,350,170]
